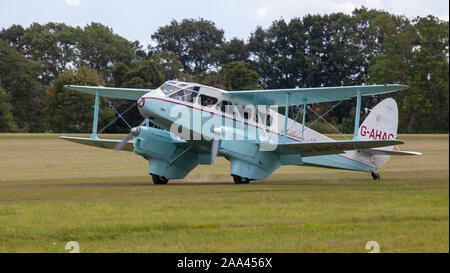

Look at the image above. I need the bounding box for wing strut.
[283,93,290,143]
[353,90,362,140]
[301,99,307,142]
[90,89,102,140]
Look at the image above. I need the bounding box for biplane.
[61,81,421,184]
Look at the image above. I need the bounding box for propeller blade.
[114,119,147,152]
[114,132,133,152]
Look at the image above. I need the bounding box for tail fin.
[357,98,398,169]
[358,98,398,141]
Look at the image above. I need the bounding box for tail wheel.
[371,172,381,181]
[151,174,169,184]
[232,175,250,184]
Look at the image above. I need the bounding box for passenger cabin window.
[243,111,249,120]
[266,114,271,126]
[237,105,253,121]
[220,101,258,122]
[198,94,218,107]
[221,101,232,113]
[183,88,199,103]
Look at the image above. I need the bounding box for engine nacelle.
[133,127,205,179]
[219,140,281,180]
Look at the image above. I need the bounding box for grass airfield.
[0,134,448,252]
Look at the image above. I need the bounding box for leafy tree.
[192,71,224,89]
[220,61,260,90]
[148,50,183,81]
[0,84,17,132]
[249,18,308,89]
[131,40,148,61]
[111,63,131,87]
[217,38,249,64]
[369,15,449,133]
[0,39,44,132]
[0,24,25,47]
[1,23,80,84]
[45,66,114,133]
[78,23,134,81]
[151,18,225,74]
[109,59,165,133]
[121,59,165,89]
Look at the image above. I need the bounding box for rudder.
[357,98,399,169]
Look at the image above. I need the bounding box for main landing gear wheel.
[371,172,381,181]
[232,175,250,184]
[151,174,169,185]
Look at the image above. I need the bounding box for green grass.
[0,134,448,252]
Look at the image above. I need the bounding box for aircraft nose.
[137,97,145,108]
[137,95,162,121]
[137,96,151,118]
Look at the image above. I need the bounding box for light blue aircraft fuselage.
[61,81,420,184]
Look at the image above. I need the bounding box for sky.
[0,0,448,47]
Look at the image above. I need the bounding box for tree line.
[0,8,448,134]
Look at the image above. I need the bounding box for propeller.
[210,127,222,164]
[115,119,147,152]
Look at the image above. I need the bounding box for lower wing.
[275,139,404,156]
[60,136,134,151]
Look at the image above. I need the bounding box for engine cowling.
[133,127,203,179]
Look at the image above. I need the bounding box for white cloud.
[65,0,80,6]
[257,7,268,17]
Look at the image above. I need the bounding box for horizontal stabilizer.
[276,139,404,156]
[364,149,422,156]
[60,136,133,152]
[65,85,151,100]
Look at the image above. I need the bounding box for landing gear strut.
[232,175,250,184]
[371,171,381,180]
[151,174,169,184]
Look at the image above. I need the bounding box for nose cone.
[130,126,140,136]
[137,96,153,119]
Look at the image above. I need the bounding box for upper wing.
[275,139,404,156]
[60,136,134,151]
[65,85,152,100]
[224,84,408,106]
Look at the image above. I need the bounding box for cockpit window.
[159,82,222,107]
[160,82,180,95]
